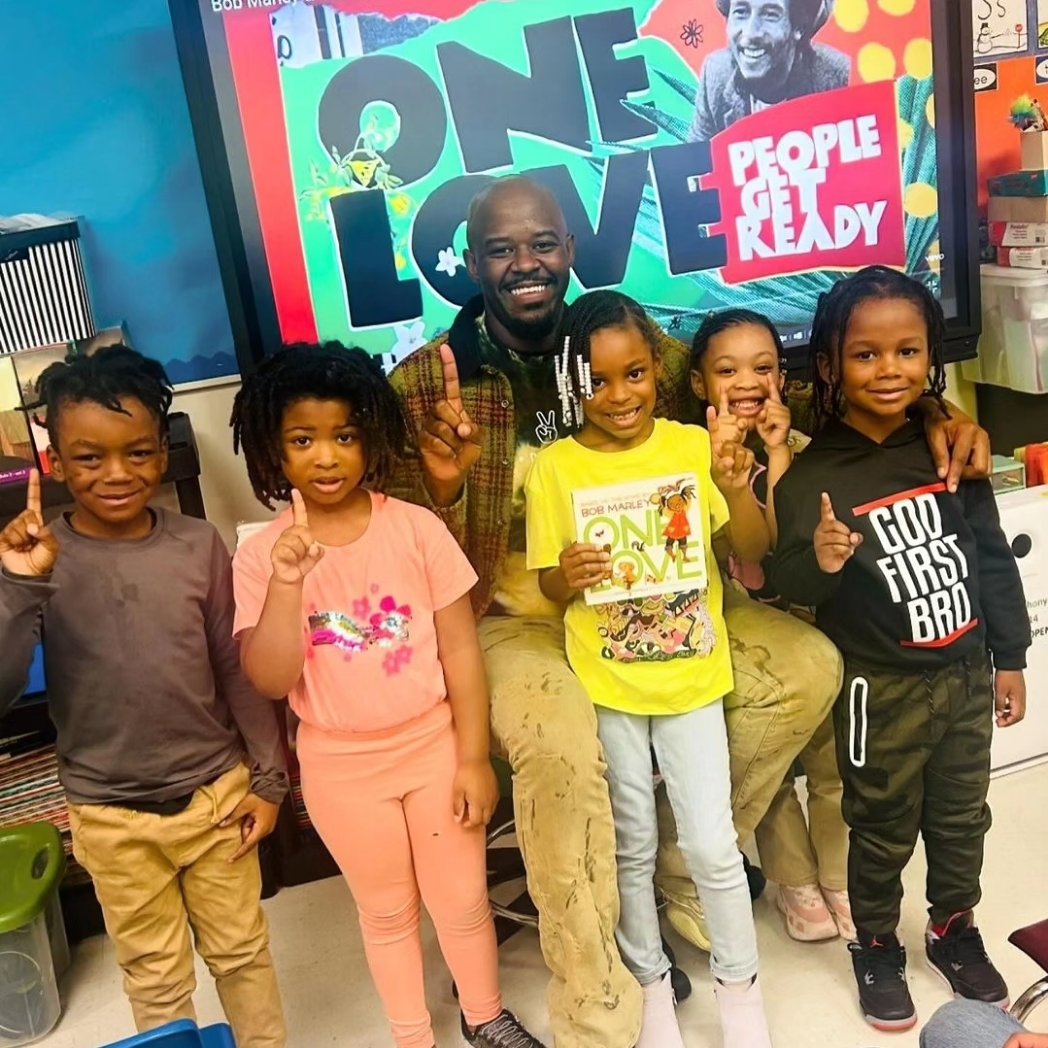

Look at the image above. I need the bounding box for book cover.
[572,473,708,607]
[10,342,74,476]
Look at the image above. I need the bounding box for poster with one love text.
[213,0,940,368]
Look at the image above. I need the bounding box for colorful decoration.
[1010,95,1048,132]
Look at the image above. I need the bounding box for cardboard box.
[997,246,1048,268]
[1021,130,1048,171]
[988,221,1048,247]
[988,195,1048,223]
[988,169,1048,196]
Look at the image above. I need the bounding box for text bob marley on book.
[573,474,708,607]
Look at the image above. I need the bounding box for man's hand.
[0,471,59,578]
[754,381,792,450]
[921,400,991,493]
[995,669,1026,728]
[1004,1033,1048,1047]
[270,490,324,585]
[559,543,612,591]
[814,492,862,574]
[218,792,280,861]
[453,758,498,828]
[418,345,483,507]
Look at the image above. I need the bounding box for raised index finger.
[767,379,783,405]
[718,390,730,418]
[25,469,41,517]
[820,491,837,523]
[439,343,463,413]
[291,488,309,529]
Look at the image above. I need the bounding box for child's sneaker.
[925,911,1009,1005]
[662,890,712,952]
[776,883,839,941]
[461,1009,546,1047]
[821,886,857,941]
[848,931,917,1031]
[636,971,685,1048]
[714,974,773,1048]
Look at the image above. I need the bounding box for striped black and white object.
[0,219,95,354]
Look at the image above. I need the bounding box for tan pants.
[67,764,286,1048]
[479,589,843,1048]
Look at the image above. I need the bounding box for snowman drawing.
[976,22,993,55]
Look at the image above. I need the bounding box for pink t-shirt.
[232,493,477,734]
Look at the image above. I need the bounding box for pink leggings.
[298,704,501,1048]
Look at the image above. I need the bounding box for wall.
[0,1,236,385]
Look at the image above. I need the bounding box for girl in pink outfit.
[230,343,543,1048]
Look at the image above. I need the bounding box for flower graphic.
[680,19,703,48]
[383,646,414,676]
[352,597,371,620]
[436,247,464,277]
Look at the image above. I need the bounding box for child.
[690,309,852,944]
[229,343,544,1048]
[771,267,1030,1032]
[0,347,289,1047]
[525,291,774,1048]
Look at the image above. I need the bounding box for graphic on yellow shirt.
[596,588,716,664]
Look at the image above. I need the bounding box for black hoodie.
[771,418,1030,671]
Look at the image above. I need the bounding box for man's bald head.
[466,177,567,253]
[462,176,575,355]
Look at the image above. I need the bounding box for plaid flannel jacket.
[387,296,698,619]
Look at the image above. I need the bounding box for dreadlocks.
[809,266,948,433]
[31,345,173,446]
[690,307,786,374]
[230,342,410,509]
[556,290,662,428]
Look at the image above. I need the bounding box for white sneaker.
[636,971,685,1048]
[715,974,773,1048]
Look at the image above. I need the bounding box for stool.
[0,821,68,1046]
[102,1018,236,1047]
[1009,917,1048,1023]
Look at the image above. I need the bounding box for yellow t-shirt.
[525,419,733,716]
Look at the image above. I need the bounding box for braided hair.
[809,265,948,432]
[556,290,662,429]
[230,342,410,509]
[31,345,173,446]
[690,307,786,373]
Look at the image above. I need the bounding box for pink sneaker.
[715,975,773,1048]
[776,883,838,942]
[637,971,685,1048]
[821,886,856,941]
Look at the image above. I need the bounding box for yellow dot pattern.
[905,183,937,219]
[835,0,870,33]
[926,95,936,128]
[898,119,914,149]
[927,240,942,274]
[879,0,916,13]
[904,39,933,80]
[858,42,897,82]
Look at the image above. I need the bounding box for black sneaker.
[461,1009,546,1047]
[926,911,1009,1005]
[849,932,918,1031]
[742,852,767,901]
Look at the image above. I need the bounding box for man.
[689,0,850,142]
[388,176,989,1048]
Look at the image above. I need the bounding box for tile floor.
[31,762,1048,1048]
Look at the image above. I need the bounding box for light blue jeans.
[596,700,759,986]
[919,1000,1025,1048]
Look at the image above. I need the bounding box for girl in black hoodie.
[772,267,1030,1034]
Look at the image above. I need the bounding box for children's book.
[572,473,708,606]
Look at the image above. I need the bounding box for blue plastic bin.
[101,1019,236,1047]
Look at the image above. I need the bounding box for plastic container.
[102,1019,237,1047]
[964,264,1048,394]
[0,823,68,1046]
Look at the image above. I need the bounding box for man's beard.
[488,292,564,348]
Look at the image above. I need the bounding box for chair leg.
[1012,978,1048,1024]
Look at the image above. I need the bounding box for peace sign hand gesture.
[0,471,59,578]
[270,490,324,585]
[419,344,483,506]
[754,381,791,450]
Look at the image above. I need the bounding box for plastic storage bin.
[102,1019,236,1047]
[963,264,1048,394]
[0,822,68,1046]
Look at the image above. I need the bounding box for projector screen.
[172,0,980,372]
